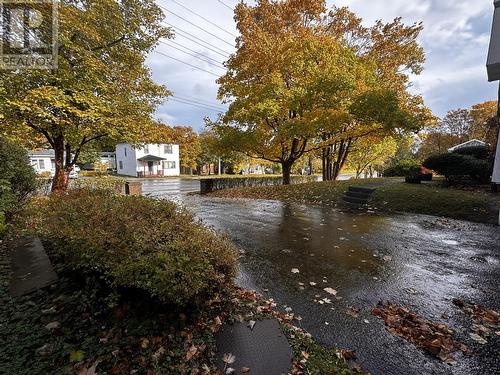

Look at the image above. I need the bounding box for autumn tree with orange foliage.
[320,6,432,180]
[215,0,431,184]
[0,1,171,191]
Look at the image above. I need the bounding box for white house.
[28,149,55,174]
[115,143,180,177]
[447,139,486,152]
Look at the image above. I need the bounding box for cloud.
[330,0,497,117]
[147,0,498,130]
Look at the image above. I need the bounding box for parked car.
[69,170,79,179]
[49,167,79,179]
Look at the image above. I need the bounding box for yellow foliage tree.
[215,0,431,184]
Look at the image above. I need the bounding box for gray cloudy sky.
[147,0,498,131]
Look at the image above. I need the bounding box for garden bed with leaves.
[2,189,361,374]
[0,243,360,374]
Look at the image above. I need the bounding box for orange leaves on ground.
[372,302,468,364]
[452,299,499,345]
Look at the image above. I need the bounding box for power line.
[162,39,224,66]
[172,95,226,110]
[153,49,221,77]
[174,94,225,108]
[159,5,235,48]
[167,0,238,38]
[165,22,231,57]
[169,98,221,112]
[168,97,224,112]
[218,0,234,12]
[158,41,226,70]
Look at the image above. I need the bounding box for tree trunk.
[282,161,292,185]
[51,139,70,192]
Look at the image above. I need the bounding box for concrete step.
[348,186,377,194]
[9,236,58,297]
[345,190,372,199]
[343,196,369,205]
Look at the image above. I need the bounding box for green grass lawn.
[209,178,500,224]
[209,178,390,206]
[371,183,499,224]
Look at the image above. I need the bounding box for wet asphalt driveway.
[145,180,500,375]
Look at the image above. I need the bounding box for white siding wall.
[115,143,180,177]
[493,134,500,183]
[135,144,180,176]
[29,156,54,173]
[116,143,138,177]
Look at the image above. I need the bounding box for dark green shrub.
[0,140,38,222]
[462,158,491,183]
[423,153,490,184]
[452,145,488,160]
[200,175,318,194]
[405,176,421,184]
[27,189,238,306]
[383,159,421,177]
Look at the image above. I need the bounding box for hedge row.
[383,159,421,178]
[0,140,38,224]
[28,189,238,306]
[201,175,318,194]
[423,146,491,184]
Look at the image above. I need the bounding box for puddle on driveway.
[172,195,499,375]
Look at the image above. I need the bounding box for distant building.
[99,152,116,170]
[115,143,180,177]
[28,149,55,174]
[447,139,487,153]
[81,152,116,171]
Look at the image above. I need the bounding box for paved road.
[178,196,499,375]
[140,178,200,198]
[139,174,358,198]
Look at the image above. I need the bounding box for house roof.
[28,149,55,157]
[487,0,500,81]
[137,155,167,162]
[448,139,486,152]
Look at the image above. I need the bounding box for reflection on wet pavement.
[148,180,500,375]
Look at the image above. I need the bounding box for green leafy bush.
[423,153,490,184]
[383,159,421,177]
[28,190,238,306]
[71,176,125,193]
[452,145,488,160]
[0,140,38,221]
[0,213,5,238]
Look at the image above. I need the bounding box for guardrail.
[200,175,319,194]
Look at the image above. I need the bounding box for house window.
[124,147,127,157]
[119,161,123,169]
[144,145,149,153]
[38,159,45,169]
[163,161,176,169]
[164,144,173,154]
